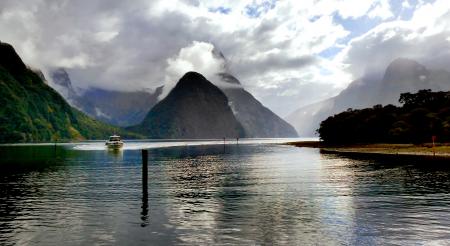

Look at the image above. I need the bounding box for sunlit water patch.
[71,138,313,151]
[0,140,449,245]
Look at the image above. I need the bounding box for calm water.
[0,139,449,245]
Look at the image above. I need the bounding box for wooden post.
[142,149,148,190]
[222,137,226,153]
[432,135,436,157]
[141,149,149,227]
[54,140,57,158]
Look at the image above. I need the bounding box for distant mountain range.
[129,71,298,139]
[286,58,450,136]
[129,72,245,139]
[51,50,298,138]
[8,39,449,141]
[0,41,137,143]
[50,68,162,127]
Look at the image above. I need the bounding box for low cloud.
[231,53,317,78]
[162,41,227,97]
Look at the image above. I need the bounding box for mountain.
[0,41,136,143]
[210,47,297,137]
[51,48,297,137]
[130,72,245,139]
[286,58,450,136]
[377,58,450,104]
[50,68,162,127]
[286,75,380,136]
[50,68,79,103]
[218,73,298,137]
[52,49,297,138]
[79,87,162,126]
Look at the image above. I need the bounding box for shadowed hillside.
[0,42,138,143]
[130,72,245,139]
[219,73,298,138]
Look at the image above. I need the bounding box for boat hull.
[106,142,124,149]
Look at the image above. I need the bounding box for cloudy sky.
[1,0,449,116]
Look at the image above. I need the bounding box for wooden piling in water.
[142,149,148,190]
[141,149,149,227]
[53,140,58,159]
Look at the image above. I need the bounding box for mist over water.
[0,141,449,245]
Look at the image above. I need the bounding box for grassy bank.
[285,141,322,148]
[286,141,450,159]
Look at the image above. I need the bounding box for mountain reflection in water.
[0,141,449,245]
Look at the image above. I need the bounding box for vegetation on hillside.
[0,42,140,143]
[318,90,450,144]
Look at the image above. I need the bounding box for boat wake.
[71,138,313,151]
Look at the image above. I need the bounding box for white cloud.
[162,41,227,97]
[94,31,119,42]
[58,53,91,68]
[368,0,394,20]
[337,0,450,78]
[304,0,392,20]
[0,0,449,117]
[402,0,412,9]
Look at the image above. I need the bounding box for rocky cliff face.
[50,68,162,127]
[286,58,450,137]
[130,72,245,139]
[210,47,297,137]
[219,73,298,137]
[51,68,79,104]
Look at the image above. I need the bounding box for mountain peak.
[132,71,245,139]
[383,57,429,87]
[51,68,72,87]
[0,41,27,74]
[49,67,80,103]
[178,71,208,83]
[385,58,426,77]
[173,71,218,93]
[389,57,420,66]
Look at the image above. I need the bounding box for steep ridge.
[0,41,135,143]
[130,72,245,139]
[219,73,298,137]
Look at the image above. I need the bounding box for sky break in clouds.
[0,0,449,116]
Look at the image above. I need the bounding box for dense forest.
[318,90,450,144]
[0,42,139,143]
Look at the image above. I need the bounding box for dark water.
[0,141,450,245]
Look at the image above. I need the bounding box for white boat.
[105,135,124,149]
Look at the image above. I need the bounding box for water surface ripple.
[0,140,449,245]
